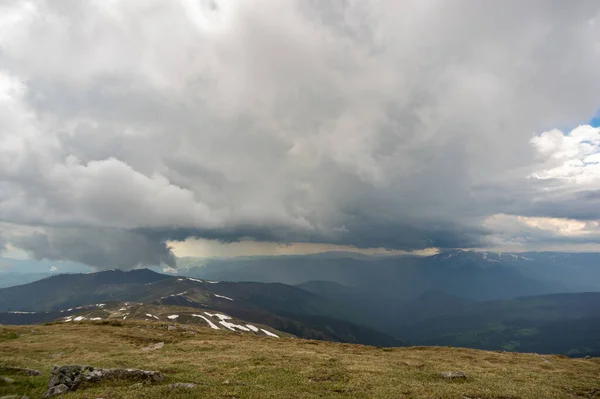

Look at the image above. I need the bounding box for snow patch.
[246,325,259,332]
[204,312,231,320]
[73,316,85,321]
[145,313,159,320]
[96,304,106,308]
[214,293,234,301]
[187,277,204,283]
[160,290,188,300]
[219,321,250,332]
[118,308,127,311]
[90,317,102,320]
[191,314,220,329]
[261,329,279,338]
[167,315,179,320]
[8,311,35,314]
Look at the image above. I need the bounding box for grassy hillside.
[1,322,599,398]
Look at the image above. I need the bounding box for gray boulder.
[86,368,164,382]
[440,371,467,380]
[47,364,93,390]
[42,384,69,398]
[43,364,164,397]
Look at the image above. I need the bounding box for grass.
[0,321,599,398]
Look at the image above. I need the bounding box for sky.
[1,1,600,268]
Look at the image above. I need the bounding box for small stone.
[169,383,197,390]
[0,376,15,384]
[42,383,69,398]
[440,371,467,380]
[141,342,164,351]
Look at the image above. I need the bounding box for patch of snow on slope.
[96,304,106,308]
[261,329,279,338]
[219,321,250,331]
[145,313,159,320]
[192,314,220,329]
[64,317,72,322]
[188,278,204,283]
[246,325,259,332]
[8,311,36,314]
[90,317,102,320]
[167,315,179,320]
[160,290,188,300]
[118,308,127,311]
[214,293,234,301]
[204,312,232,320]
[73,316,85,321]
[205,280,219,284]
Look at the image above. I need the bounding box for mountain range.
[1,250,599,356]
[0,269,399,347]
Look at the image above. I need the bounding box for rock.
[0,376,15,384]
[85,368,164,383]
[141,342,164,351]
[440,371,467,380]
[169,383,197,390]
[167,325,177,331]
[42,384,69,398]
[44,364,164,397]
[47,364,93,390]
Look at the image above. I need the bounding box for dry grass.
[0,321,599,398]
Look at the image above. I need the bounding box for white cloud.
[1,1,600,267]
[531,125,600,183]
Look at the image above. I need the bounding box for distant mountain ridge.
[0,269,401,347]
[179,249,591,301]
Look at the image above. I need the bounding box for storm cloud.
[1,0,600,268]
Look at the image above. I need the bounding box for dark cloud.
[0,1,600,267]
[13,228,175,269]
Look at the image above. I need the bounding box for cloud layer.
[1,0,600,267]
